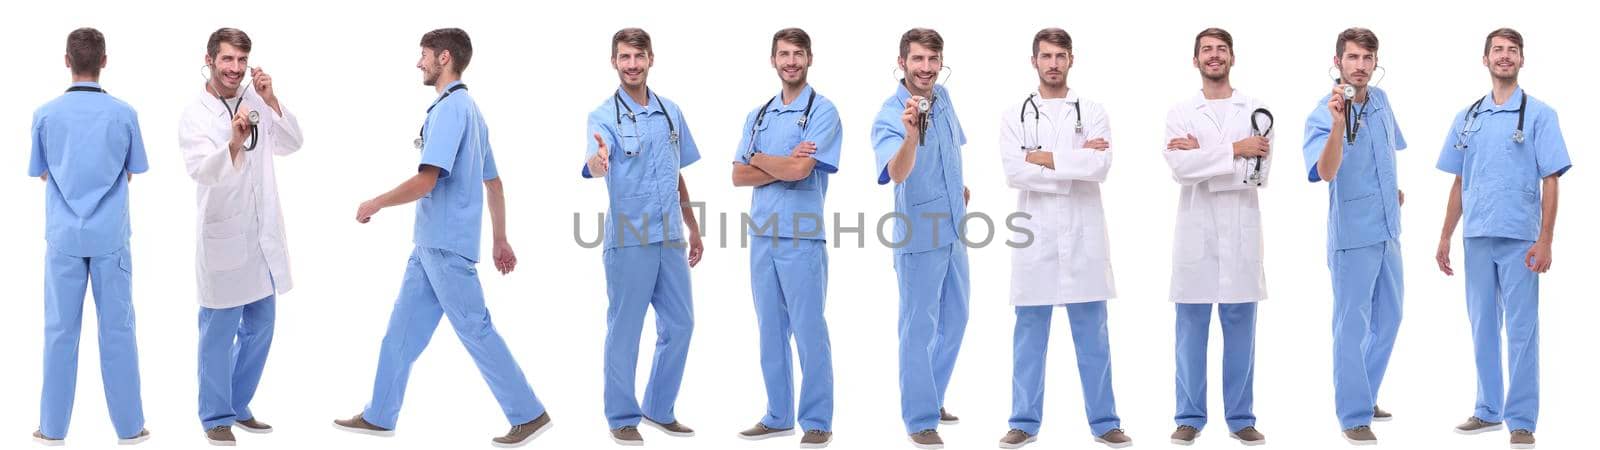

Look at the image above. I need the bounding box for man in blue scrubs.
[1433,28,1568,450]
[334,28,551,448]
[1301,27,1407,446]
[870,28,971,450]
[582,27,705,446]
[731,28,841,449]
[30,27,149,446]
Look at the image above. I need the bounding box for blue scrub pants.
[750,237,833,432]
[198,295,275,429]
[1329,239,1403,429]
[1464,237,1540,432]
[894,244,969,434]
[1174,302,1257,432]
[40,245,144,440]
[603,241,694,429]
[1010,301,1121,437]
[362,246,545,429]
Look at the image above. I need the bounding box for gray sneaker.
[1170,425,1200,445]
[940,408,960,425]
[33,430,64,447]
[332,414,395,437]
[642,417,695,437]
[1096,428,1132,448]
[1372,406,1392,422]
[118,428,151,445]
[492,412,552,448]
[235,418,272,434]
[737,423,794,441]
[1455,416,1504,435]
[1510,429,1535,449]
[909,429,944,449]
[206,426,236,447]
[1342,425,1377,446]
[998,429,1034,449]
[800,429,833,449]
[610,426,643,446]
[1230,426,1265,446]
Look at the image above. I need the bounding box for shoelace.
[1351,425,1371,432]
[805,430,828,436]
[915,430,938,437]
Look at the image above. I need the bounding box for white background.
[1,0,1592,449]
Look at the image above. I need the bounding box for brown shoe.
[1097,428,1132,448]
[332,414,395,437]
[492,412,552,448]
[737,423,794,440]
[236,418,273,434]
[1454,416,1504,435]
[908,429,943,449]
[610,426,643,446]
[118,428,151,445]
[1230,426,1265,446]
[1372,406,1392,422]
[1170,425,1200,445]
[205,426,236,447]
[641,417,694,437]
[800,429,833,449]
[998,428,1035,449]
[1510,429,1535,449]
[1342,425,1377,446]
[33,430,64,446]
[939,408,960,425]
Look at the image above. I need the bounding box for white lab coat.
[999,91,1115,306]
[179,89,303,309]
[1161,91,1272,304]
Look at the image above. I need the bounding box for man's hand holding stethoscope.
[228,105,254,154]
[900,97,922,145]
[1233,136,1270,159]
[588,133,611,177]
[1327,84,1349,132]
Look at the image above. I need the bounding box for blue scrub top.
[1301,86,1407,252]
[29,82,149,258]
[584,87,701,249]
[870,82,967,255]
[1436,87,1570,242]
[733,84,843,240]
[414,81,500,262]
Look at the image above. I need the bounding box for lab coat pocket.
[201,214,250,272]
[1241,211,1264,265]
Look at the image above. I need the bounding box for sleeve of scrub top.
[733,109,759,165]
[28,112,47,177]
[1163,106,1234,185]
[1435,110,1467,175]
[483,126,500,181]
[1390,109,1407,151]
[418,102,465,180]
[674,107,701,168]
[804,100,843,174]
[1047,101,1112,183]
[998,105,1070,195]
[267,103,305,157]
[870,102,905,185]
[582,109,612,179]
[125,110,150,174]
[1301,99,1334,182]
[180,107,244,186]
[1534,109,1571,178]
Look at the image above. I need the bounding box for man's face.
[1032,41,1072,89]
[1193,36,1232,81]
[208,42,250,91]
[417,47,446,86]
[771,40,811,86]
[612,43,652,89]
[1336,42,1377,88]
[899,42,942,93]
[1483,36,1523,82]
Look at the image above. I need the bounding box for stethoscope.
[1454,91,1528,150]
[202,65,260,151]
[414,83,468,150]
[1018,92,1082,152]
[744,88,817,160]
[613,90,678,157]
[1246,108,1273,185]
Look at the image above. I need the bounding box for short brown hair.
[1193,28,1233,58]
[1484,28,1523,56]
[612,28,653,57]
[1032,28,1072,55]
[899,28,943,58]
[206,28,251,58]
[66,28,105,77]
[771,28,812,57]
[1336,27,1379,57]
[420,28,473,74]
